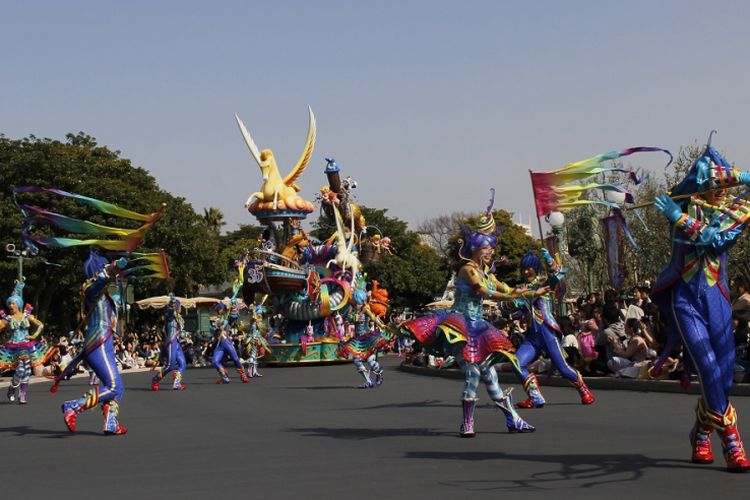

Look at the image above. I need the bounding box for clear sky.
[2,1,749,234]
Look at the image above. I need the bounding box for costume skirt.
[0,340,57,371]
[402,312,514,363]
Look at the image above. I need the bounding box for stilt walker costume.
[513,249,594,408]
[210,302,249,384]
[0,279,53,404]
[651,134,750,472]
[401,190,535,436]
[151,294,187,391]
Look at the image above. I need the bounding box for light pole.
[545,212,566,315]
[5,243,29,282]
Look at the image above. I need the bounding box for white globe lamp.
[546,211,565,230]
[604,190,627,205]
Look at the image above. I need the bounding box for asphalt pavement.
[2,356,749,499]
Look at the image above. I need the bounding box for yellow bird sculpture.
[235,106,317,214]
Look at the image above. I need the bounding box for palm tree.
[203,207,226,234]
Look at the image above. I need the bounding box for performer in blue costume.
[651,134,750,472]
[61,253,128,435]
[211,302,249,384]
[151,294,187,391]
[402,190,536,437]
[0,279,53,404]
[512,249,594,408]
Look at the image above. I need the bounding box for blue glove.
[739,172,750,186]
[654,194,683,223]
[115,257,128,269]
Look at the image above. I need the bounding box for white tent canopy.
[135,296,222,310]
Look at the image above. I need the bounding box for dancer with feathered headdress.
[401,190,538,437]
[0,279,54,404]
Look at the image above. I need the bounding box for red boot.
[691,399,714,464]
[714,404,750,473]
[61,387,99,434]
[571,373,594,405]
[151,375,160,391]
[102,401,127,436]
[517,374,545,409]
[238,368,249,383]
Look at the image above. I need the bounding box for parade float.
[233,107,391,365]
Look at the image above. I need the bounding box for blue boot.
[497,389,535,433]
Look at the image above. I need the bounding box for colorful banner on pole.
[530,147,672,216]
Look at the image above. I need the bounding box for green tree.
[202,206,226,234]
[0,133,224,335]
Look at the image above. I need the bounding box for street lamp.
[604,190,627,205]
[546,211,565,231]
[5,243,30,281]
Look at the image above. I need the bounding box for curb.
[399,363,750,397]
[0,367,154,389]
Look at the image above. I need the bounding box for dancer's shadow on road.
[279,385,356,390]
[405,450,717,490]
[290,426,452,439]
[345,399,454,410]
[0,425,100,438]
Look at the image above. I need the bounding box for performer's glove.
[739,172,750,186]
[654,194,683,223]
[114,257,128,269]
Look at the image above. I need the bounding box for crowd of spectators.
[404,280,750,384]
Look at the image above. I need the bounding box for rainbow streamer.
[13,186,165,253]
[121,250,171,280]
[530,147,672,216]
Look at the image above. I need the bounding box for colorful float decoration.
[233,108,393,364]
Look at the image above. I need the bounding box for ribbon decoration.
[530,147,673,216]
[13,186,165,254]
[120,250,171,280]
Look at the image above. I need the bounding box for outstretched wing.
[283,106,316,187]
[235,113,263,167]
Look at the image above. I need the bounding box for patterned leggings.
[12,359,32,386]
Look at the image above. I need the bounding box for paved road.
[2,356,749,499]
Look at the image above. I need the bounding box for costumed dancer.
[401,190,536,437]
[0,279,54,404]
[512,249,594,408]
[13,186,167,434]
[651,134,750,472]
[340,300,386,389]
[151,294,187,391]
[245,314,269,378]
[61,254,129,435]
[210,302,249,384]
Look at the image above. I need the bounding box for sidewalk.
[399,362,750,397]
[0,366,153,389]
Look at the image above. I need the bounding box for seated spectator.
[593,304,627,373]
[607,318,652,377]
[733,278,750,315]
[577,319,599,372]
[558,316,581,369]
[733,310,750,382]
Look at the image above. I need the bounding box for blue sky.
[3,1,749,234]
